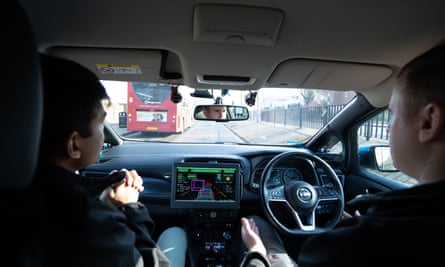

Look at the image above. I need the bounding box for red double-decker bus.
[126,82,192,133]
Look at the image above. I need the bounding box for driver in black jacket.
[240,43,445,266]
[24,54,187,267]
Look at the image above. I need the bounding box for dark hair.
[39,54,110,159]
[397,43,445,117]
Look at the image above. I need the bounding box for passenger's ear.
[66,131,82,159]
[418,102,445,143]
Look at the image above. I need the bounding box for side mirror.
[194,104,249,122]
[359,145,398,172]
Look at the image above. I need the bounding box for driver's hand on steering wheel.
[341,210,361,220]
[241,217,267,257]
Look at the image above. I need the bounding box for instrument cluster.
[250,167,304,190]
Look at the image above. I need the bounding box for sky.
[101,80,128,104]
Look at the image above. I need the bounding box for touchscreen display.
[170,162,241,209]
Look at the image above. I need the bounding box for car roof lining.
[48,46,395,107]
[21,0,445,109]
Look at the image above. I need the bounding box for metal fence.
[357,109,390,141]
[255,105,390,141]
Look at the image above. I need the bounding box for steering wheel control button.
[318,187,336,198]
[270,190,282,199]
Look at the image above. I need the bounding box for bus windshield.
[133,82,170,104]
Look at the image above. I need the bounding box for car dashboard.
[81,141,345,266]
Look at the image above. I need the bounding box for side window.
[357,109,417,186]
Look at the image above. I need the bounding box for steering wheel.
[260,151,344,236]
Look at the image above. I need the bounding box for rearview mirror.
[194,105,249,122]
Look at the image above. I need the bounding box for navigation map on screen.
[171,163,241,209]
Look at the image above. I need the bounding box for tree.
[301,89,315,106]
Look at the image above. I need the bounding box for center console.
[187,209,240,267]
[170,162,243,267]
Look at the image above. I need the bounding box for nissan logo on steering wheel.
[297,187,312,202]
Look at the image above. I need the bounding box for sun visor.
[193,4,283,46]
[46,47,183,83]
[266,59,393,90]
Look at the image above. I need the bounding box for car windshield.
[102,81,355,145]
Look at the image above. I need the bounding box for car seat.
[1,0,42,189]
[1,0,43,265]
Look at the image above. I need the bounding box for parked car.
[14,0,445,266]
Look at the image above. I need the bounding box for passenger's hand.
[99,169,144,207]
[122,169,144,192]
[241,217,267,257]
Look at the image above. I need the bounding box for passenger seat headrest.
[1,0,43,189]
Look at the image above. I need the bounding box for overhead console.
[171,161,243,267]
